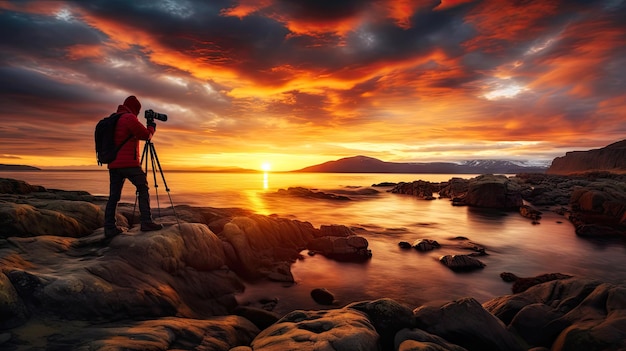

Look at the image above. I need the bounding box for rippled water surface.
[4,170,626,313]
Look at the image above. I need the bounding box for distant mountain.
[547,139,626,175]
[293,156,548,174]
[0,164,41,171]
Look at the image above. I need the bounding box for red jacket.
[108,105,155,169]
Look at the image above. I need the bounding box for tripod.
[134,140,180,228]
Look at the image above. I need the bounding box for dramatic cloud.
[0,0,624,170]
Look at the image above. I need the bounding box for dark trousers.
[104,167,152,228]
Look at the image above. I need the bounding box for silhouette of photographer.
[104,96,163,239]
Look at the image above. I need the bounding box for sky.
[0,0,625,172]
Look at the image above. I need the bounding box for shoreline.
[1,175,625,350]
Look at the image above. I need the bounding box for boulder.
[413,297,524,351]
[37,315,259,350]
[311,288,335,305]
[395,328,468,351]
[575,224,624,237]
[398,241,412,249]
[347,298,414,349]
[439,254,485,271]
[570,180,626,229]
[464,174,523,209]
[250,308,380,351]
[391,180,441,199]
[233,305,281,330]
[438,178,469,199]
[307,235,372,261]
[0,178,44,194]
[0,200,103,238]
[220,215,317,276]
[412,239,441,251]
[484,278,626,351]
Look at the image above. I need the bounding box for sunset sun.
[261,162,271,172]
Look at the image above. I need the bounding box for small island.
[0,164,41,171]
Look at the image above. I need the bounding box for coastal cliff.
[547,139,626,175]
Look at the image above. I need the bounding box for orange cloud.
[463,1,560,52]
[529,19,625,98]
[220,0,273,18]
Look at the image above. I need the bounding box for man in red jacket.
[104,95,163,239]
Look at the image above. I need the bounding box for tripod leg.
[147,142,181,228]
[147,142,162,218]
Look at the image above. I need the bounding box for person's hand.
[147,119,156,129]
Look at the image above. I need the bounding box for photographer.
[104,95,163,240]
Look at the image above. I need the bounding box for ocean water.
[3,170,626,313]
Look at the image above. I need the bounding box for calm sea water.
[3,170,626,313]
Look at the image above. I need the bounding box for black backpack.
[94,113,133,166]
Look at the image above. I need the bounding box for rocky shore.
[389,173,626,237]
[1,176,625,350]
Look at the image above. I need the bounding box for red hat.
[123,95,141,115]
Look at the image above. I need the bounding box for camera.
[145,109,168,122]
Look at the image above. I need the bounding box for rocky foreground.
[1,177,626,350]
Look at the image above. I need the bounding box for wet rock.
[311,288,335,305]
[439,254,485,271]
[453,238,488,256]
[515,173,626,235]
[520,204,542,221]
[274,187,351,201]
[438,178,469,199]
[484,278,626,351]
[499,272,573,293]
[347,298,414,349]
[233,305,281,330]
[320,224,354,237]
[464,174,523,209]
[391,180,442,199]
[575,224,624,237]
[412,239,440,251]
[413,297,524,351]
[570,181,626,230]
[398,241,412,249]
[372,182,397,187]
[307,235,372,261]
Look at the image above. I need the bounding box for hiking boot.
[141,221,163,232]
[104,226,124,238]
